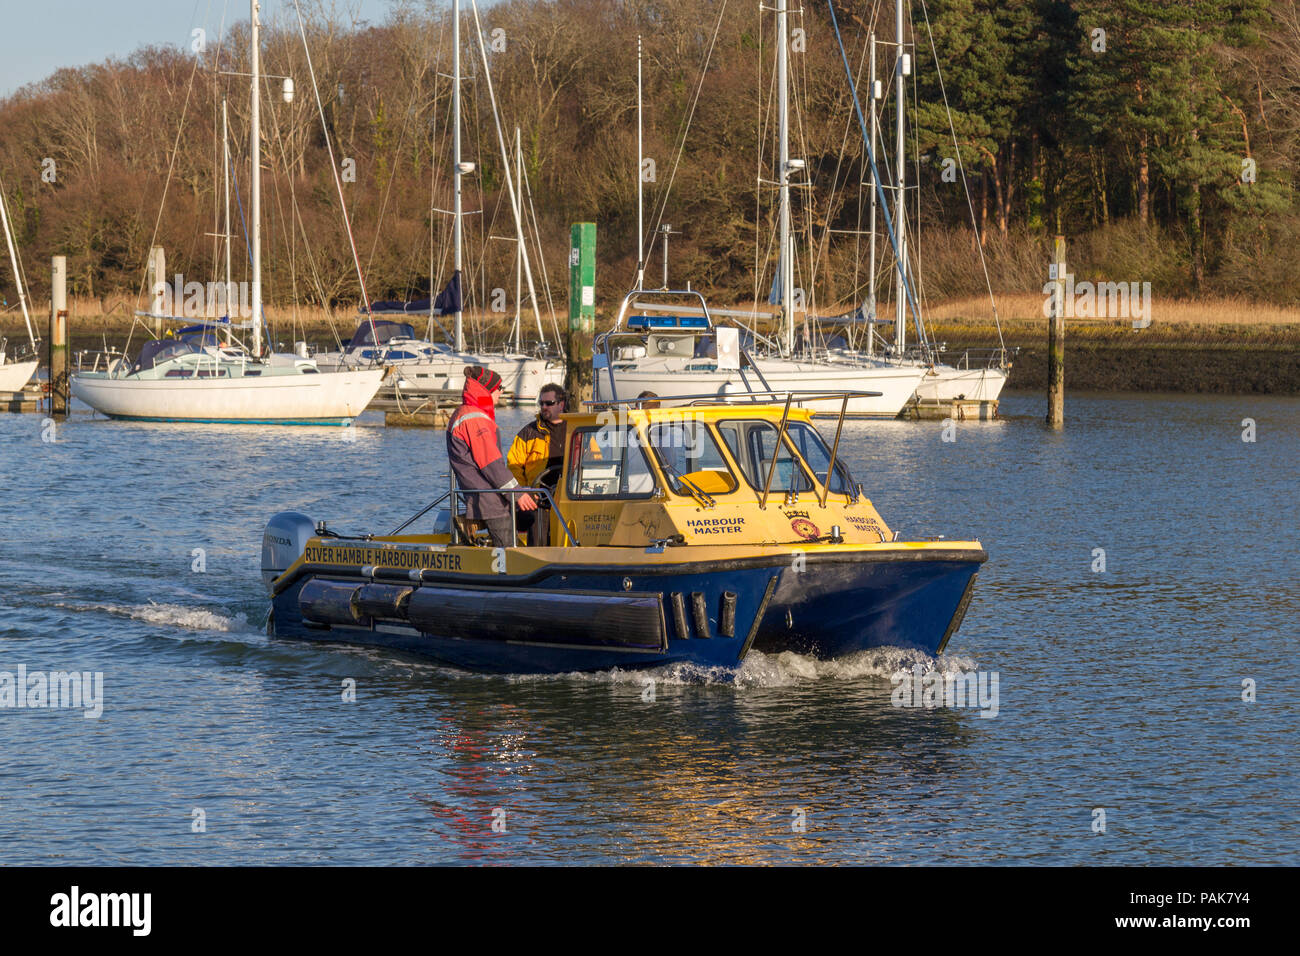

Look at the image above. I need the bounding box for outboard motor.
[261,512,317,592]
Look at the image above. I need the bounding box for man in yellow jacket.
[507,383,567,544]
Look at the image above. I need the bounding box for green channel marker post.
[567,222,596,404]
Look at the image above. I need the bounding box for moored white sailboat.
[0,170,38,392]
[313,313,555,401]
[71,348,383,424]
[0,354,36,393]
[70,0,385,424]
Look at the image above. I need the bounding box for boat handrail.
[390,485,579,546]
[584,388,883,409]
[72,348,129,375]
[819,393,850,509]
[607,288,715,335]
[758,393,794,510]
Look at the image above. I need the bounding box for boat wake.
[503,646,981,689]
[52,599,253,634]
[733,646,980,688]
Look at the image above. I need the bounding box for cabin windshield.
[135,339,201,372]
[717,419,819,493]
[646,420,737,496]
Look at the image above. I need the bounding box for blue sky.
[0,0,403,97]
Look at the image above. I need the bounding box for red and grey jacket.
[446,377,518,519]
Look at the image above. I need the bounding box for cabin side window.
[568,426,656,499]
[785,423,853,494]
[717,419,815,492]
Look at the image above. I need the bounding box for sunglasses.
[539,399,561,407]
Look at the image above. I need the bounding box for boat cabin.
[453,400,895,550]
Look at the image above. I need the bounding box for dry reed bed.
[5,293,1300,344]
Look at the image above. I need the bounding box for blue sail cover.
[433,269,462,315]
[368,299,431,315]
[367,270,462,317]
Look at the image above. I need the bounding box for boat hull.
[70,367,386,424]
[0,359,37,392]
[595,360,925,417]
[318,353,559,402]
[913,365,1009,402]
[754,552,981,657]
[270,561,779,673]
[267,547,984,674]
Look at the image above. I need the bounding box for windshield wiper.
[658,459,716,508]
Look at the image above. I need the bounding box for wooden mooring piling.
[1047,235,1065,428]
[49,255,69,417]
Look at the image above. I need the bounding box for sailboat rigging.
[593,0,927,417]
[313,0,561,402]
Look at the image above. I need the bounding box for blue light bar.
[627,315,711,330]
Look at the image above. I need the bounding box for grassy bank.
[917,295,1300,393]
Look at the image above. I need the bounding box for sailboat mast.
[250,0,263,357]
[867,33,878,357]
[893,0,907,353]
[452,0,465,353]
[514,126,522,354]
[469,0,544,350]
[636,35,644,292]
[0,180,36,351]
[777,0,793,356]
[222,98,233,346]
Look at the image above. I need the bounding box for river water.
[0,391,1294,864]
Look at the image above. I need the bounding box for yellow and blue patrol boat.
[261,393,987,673]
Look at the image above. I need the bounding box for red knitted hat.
[464,365,503,392]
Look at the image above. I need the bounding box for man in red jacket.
[446,366,536,546]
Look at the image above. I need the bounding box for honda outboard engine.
[261,512,317,592]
